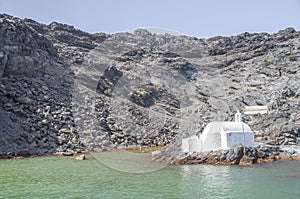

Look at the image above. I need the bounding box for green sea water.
[0,153,300,199]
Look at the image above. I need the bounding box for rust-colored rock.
[75,154,86,160]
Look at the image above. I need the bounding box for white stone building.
[181,122,255,153]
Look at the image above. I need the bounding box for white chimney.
[234,110,242,122]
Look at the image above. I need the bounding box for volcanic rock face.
[0,14,299,156]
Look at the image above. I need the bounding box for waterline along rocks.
[0,14,299,161]
[153,144,300,166]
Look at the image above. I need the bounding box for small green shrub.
[104,88,112,96]
[260,61,273,67]
[199,96,208,103]
[288,53,298,61]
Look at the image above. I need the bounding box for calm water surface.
[0,154,300,199]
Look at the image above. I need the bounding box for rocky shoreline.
[2,144,300,167]
[153,144,300,166]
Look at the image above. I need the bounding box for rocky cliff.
[0,14,299,157]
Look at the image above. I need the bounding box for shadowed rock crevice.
[96,66,123,96]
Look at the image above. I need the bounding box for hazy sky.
[0,0,300,38]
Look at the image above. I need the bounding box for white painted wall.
[201,132,221,152]
[223,132,255,149]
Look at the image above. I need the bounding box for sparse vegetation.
[288,53,298,61]
[199,96,209,103]
[104,88,112,96]
[260,61,273,67]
